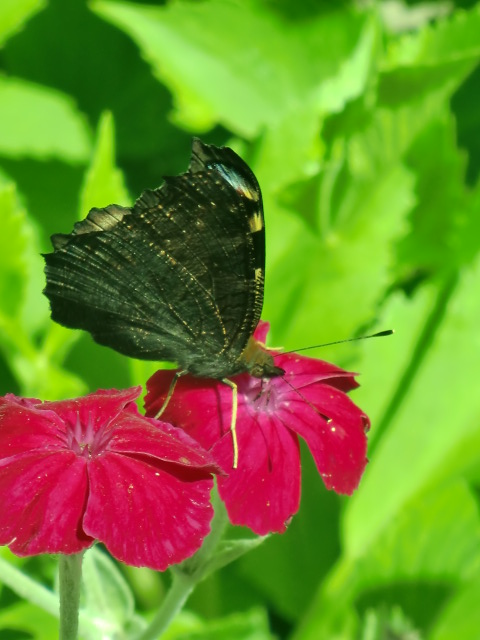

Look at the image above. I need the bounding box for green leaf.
[0,602,58,640]
[355,480,480,585]
[201,537,269,579]
[343,254,480,558]
[79,111,130,217]
[314,12,380,115]
[431,579,480,640]
[0,0,46,48]
[292,481,480,639]
[164,607,274,640]
[0,182,45,385]
[0,183,29,318]
[351,285,439,440]
[21,357,87,400]
[254,107,324,195]
[383,5,480,69]
[397,111,469,273]
[379,4,480,105]
[80,546,145,639]
[264,160,414,364]
[449,174,480,268]
[346,94,450,180]
[82,547,134,621]
[252,14,380,195]
[91,0,370,137]
[452,66,480,186]
[0,178,86,397]
[36,112,132,396]
[0,76,91,161]
[293,249,480,639]
[357,605,422,640]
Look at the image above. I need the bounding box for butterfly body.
[44,138,284,380]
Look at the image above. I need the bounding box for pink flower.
[145,323,369,536]
[0,387,218,570]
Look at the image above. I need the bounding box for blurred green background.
[1,0,480,638]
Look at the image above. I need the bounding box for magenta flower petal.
[0,394,69,455]
[145,323,370,535]
[108,403,216,469]
[212,410,301,534]
[0,388,218,569]
[85,453,213,569]
[0,451,90,555]
[270,380,368,494]
[265,350,369,494]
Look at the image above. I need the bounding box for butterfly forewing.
[43,139,266,378]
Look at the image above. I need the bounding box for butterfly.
[43,139,284,465]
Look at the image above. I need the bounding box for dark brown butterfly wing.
[43,139,265,378]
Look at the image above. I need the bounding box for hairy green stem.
[59,553,83,640]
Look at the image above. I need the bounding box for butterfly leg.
[222,378,239,470]
[154,370,187,419]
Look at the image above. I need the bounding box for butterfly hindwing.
[43,139,266,378]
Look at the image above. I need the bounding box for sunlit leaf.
[0,0,46,48]
[92,0,369,136]
[0,77,91,161]
[79,111,130,217]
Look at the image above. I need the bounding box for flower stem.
[134,485,229,640]
[59,553,83,640]
[135,569,195,640]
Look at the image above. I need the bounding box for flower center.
[67,411,112,458]
[242,377,280,414]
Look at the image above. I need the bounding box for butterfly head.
[240,336,284,379]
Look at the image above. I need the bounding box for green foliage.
[164,607,273,640]
[0,76,91,161]
[0,0,46,48]
[0,602,58,639]
[79,111,130,216]
[80,548,146,638]
[0,1,480,639]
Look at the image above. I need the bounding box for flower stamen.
[67,411,112,458]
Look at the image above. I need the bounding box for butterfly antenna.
[280,329,394,355]
[271,329,394,421]
[281,375,332,422]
